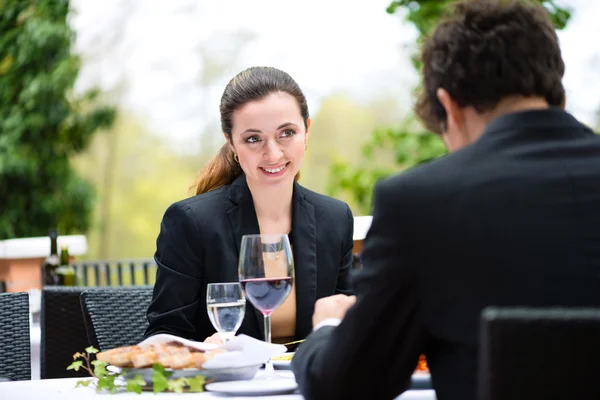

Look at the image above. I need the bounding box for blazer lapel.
[226,175,265,339]
[291,182,317,339]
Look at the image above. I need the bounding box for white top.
[0,235,87,259]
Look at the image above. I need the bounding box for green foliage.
[0,0,115,240]
[387,0,572,35]
[125,375,146,395]
[151,364,172,393]
[327,0,572,215]
[328,122,447,214]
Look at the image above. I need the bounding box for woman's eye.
[245,136,260,144]
[280,129,295,138]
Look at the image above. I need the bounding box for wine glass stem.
[263,313,277,378]
[264,314,272,344]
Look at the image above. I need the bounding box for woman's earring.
[234,153,239,163]
[304,142,308,151]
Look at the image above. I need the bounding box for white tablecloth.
[0,376,436,400]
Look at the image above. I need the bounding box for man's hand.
[312,294,357,327]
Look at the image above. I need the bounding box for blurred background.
[1,0,599,263]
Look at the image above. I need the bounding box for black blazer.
[291,108,600,400]
[144,174,354,343]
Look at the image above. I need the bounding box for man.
[291,1,600,399]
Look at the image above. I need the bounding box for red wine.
[241,277,292,315]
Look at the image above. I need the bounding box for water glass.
[206,282,246,343]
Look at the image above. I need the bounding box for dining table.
[0,370,437,399]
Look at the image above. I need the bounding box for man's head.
[415,0,566,151]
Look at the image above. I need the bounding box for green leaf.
[85,346,99,354]
[91,360,108,378]
[126,375,146,394]
[75,379,92,387]
[167,378,187,393]
[67,361,83,371]
[96,375,117,394]
[151,364,169,393]
[0,55,14,74]
[186,376,206,392]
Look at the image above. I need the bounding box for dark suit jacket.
[144,174,354,343]
[291,108,600,400]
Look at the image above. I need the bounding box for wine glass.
[206,282,246,343]
[238,234,294,377]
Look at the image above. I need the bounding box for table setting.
[1,233,435,399]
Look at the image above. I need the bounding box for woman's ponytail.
[194,143,242,195]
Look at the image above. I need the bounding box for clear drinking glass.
[206,282,246,343]
[238,234,294,377]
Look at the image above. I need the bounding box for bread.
[96,341,219,369]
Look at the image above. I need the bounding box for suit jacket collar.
[226,174,317,340]
[483,107,592,137]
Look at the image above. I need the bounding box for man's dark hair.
[415,0,566,134]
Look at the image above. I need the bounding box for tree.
[0,0,115,239]
[72,114,198,260]
[67,4,256,258]
[327,0,572,215]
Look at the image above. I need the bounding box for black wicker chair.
[0,292,31,381]
[478,307,600,400]
[40,287,91,379]
[80,286,153,351]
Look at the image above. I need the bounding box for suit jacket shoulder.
[173,186,231,219]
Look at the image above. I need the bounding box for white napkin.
[205,334,286,368]
[137,333,286,369]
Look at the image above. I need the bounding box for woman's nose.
[263,139,283,162]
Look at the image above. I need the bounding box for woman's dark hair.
[415,0,566,134]
[195,66,309,195]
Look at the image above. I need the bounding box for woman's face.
[228,91,309,190]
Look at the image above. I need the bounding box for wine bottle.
[56,245,76,286]
[41,229,60,286]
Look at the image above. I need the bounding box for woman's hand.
[204,332,224,345]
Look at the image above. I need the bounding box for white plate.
[108,364,260,382]
[205,379,298,396]
[271,359,292,369]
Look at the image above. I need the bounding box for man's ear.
[436,88,464,132]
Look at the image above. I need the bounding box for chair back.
[40,286,91,379]
[80,286,153,351]
[0,292,30,381]
[73,259,156,286]
[478,307,600,400]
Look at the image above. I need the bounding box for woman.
[144,66,354,345]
